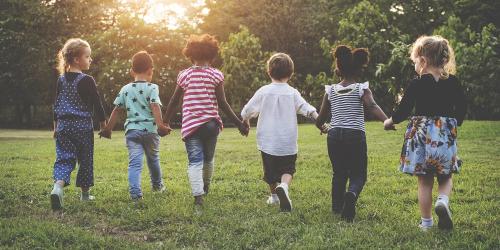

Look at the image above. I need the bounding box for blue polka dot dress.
[53,73,95,187]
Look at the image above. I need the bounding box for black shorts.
[261,151,297,184]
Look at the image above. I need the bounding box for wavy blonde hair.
[410,35,456,79]
[56,38,90,75]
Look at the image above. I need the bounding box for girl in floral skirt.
[384,35,466,231]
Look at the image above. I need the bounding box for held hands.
[317,123,331,135]
[384,118,396,131]
[98,127,112,139]
[157,123,172,137]
[98,120,112,139]
[238,120,250,137]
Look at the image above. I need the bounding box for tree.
[219,27,268,111]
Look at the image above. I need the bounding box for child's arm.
[150,103,171,137]
[294,90,318,121]
[215,84,248,136]
[99,106,123,139]
[315,93,331,134]
[163,85,183,128]
[53,121,57,139]
[361,89,395,130]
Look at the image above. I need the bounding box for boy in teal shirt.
[101,51,171,200]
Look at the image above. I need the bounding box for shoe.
[418,223,432,232]
[50,186,64,211]
[341,191,357,222]
[80,193,95,201]
[152,185,166,193]
[266,195,279,205]
[435,200,453,230]
[194,195,204,206]
[275,183,292,212]
[203,184,210,195]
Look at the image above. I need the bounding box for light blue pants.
[184,120,219,196]
[125,129,163,199]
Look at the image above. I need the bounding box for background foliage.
[0,0,498,127]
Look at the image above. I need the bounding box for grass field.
[0,121,499,249]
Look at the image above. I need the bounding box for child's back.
[245,83,316,156]
[115,81,161,133]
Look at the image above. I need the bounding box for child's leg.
[144,133,163,189]
[327,133,348,213]
[418,175,434,220]
[53,131,77,186]
[280,174,293,185]
[75,130,95,194]
[51,130,77,210]
[201,134,218,193]
[435,175,453,229]
[126,130,146,199]
[185,136,205,197]
[346,136,367,195]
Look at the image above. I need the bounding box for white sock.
[271,194,278,200]
[437,194,449,205]
[53,183,63,190]
[421,217,433,227]
[280,183,288,189]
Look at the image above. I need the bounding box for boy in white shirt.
[241,53,318,212]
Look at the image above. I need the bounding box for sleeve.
[359,81,369,97]
[454,78,467,126]
[214,69,224,86]
[149,84,162,106]
[53,78,61,121]
[79,76,106,122]
[294,89,317,117]
[176,70,187,89]
[325,85,332,97]
[113,86,126,108]
[241,89,263,120]
[392,80,416,124]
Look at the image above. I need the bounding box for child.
[50,38,107,210]
[163,34,248,206]
[315,45,392,221]
[384,35,466,230]
[100,51,171,200]
[241,53,318,212]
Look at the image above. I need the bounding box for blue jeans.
[125,129,163,199]
[327,127,367,212]
[184,120,219,196]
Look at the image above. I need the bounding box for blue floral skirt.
[400,116,460,176]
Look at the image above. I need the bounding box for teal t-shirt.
[113,81,162,134]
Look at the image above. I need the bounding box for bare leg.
[281,174,293,186]
[437,177,452,196]
[418,175,434,219]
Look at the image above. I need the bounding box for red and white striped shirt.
[177,66,224,139]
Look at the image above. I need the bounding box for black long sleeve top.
[53,72,106,122]
[392,74,466,126]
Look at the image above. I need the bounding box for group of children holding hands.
[50,33,465,231]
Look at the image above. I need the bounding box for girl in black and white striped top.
[316,45,393,222]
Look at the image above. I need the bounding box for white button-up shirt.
[241,83,317,156]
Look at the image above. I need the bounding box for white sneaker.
[435,200,453,230]
[266,195,279,205]
[80,194,95,201]
[275,183,292,212]
[50,186,64,211]
[418,223,432,232]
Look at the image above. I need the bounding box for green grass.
[0,121,499,249]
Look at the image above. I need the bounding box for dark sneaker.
[203,184,210,195]
[152,185,166,193]
[341,191,357,222]
[435,200,453,230]
[194,195,204,206]
[50,187,64,211]
[275,183,292,212]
